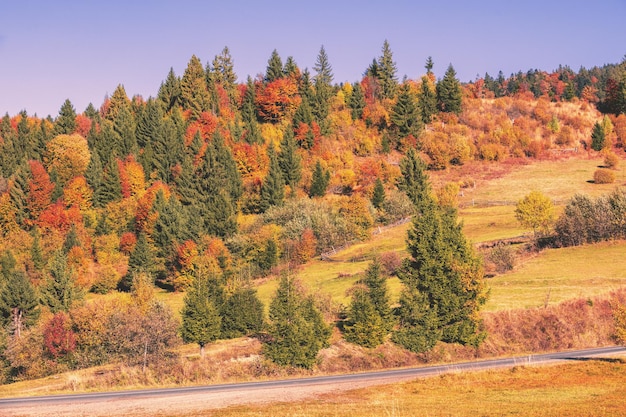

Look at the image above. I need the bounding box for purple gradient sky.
[1,0,625,118]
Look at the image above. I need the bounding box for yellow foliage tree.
[46,134,91,186]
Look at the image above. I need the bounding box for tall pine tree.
[259,143,285,211]
[437,64,463,114]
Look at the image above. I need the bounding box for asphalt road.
[1,345,624,414]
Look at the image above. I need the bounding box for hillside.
[1,50,626,384]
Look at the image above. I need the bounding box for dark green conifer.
[349,82,366,120]
[220,287,265,339]
[62,224,81,255]
[259,144,285,211]
[120,233,155,291]
[54,99,77,135]
[309,160,330,198]
[436,64,463,114]
[158,67,182,112]
[0,255,40,336]
[371,177,386,209]
[30,227,45,271]
[378,40,398,100]
[278,128,302,190]
[591,121,606,151]
[40,251,84,313]
[180,55,211,120]
[390,83,422,140]
[265,49,284,83]
[99,157,122,206]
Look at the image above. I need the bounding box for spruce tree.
[309,160,330,198]
[392,152,487,353]
[397,148,430,213]
[85,151,104,208]
[54,99,77,135]
[120,233,155,291]
[419,76,437,124]
[378,40,398,100]
[278,128,302,190]
[349,82,366,120]
[62,224,81,255]
[30,227,45,271]
[220,287,265,339]
[211,46,237,104]
[180,270,222,356]
[371,177,386,209]
[437,64,463,114]
[259,143,285,211]
[113,104,138,157]
[180,55,211,120]
[135,98,163,150]
[591,121,606,151]
[265,49,284,83]
[157,67,181,112]
[40,251,84,313]
[390,83,422,140]
[263,274,330,368]
[312,45,334,134]
[344,260,392,348]
[284,56,300,79]
[0,260,40,337]
[99,157,122,206]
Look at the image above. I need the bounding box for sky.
[1,0,625,118]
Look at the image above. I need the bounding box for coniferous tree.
[211,46,237,104]
[99,157,122,206]
[309,160,330,198]
[397,148,430,213]
[220,287,265,339]
[30,227,45,271]
[54,99,77,135]
[378,40,398,100]
[40,251,84,313]
[437,64,463,114]
[158,67,181,113]
[152,190,188,260]
[180,55,211,120]
[62,224,81,255]
[85,151,104,207]
[371,177,386,209]
[392,151,487,353]
[278,128,302,190]
[180,269,222,357]
[265,49,284,83]
[263,274,330,368]
[113,105,138,157]
[419,59,438,124]
[284,56,300,79]
[390,83,422,141]
[259,143,285,211]
[135,98,163,150]
[151,116,184,183]
[344,260,392,347]
[120,233,155,291]
[312,45,334,134]
[591,121,606,151]
[349,82,366,120]
[0,256,40,337]
[8,163,29,226]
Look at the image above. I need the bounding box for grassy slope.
[257,155,626,311]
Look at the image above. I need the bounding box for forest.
[1,41,626,381]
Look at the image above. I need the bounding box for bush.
[593,169,615,184]
[487,243,516,273]
[603,151,620,169]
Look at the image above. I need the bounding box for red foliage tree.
[27,160,54,223]
[255,78,301,123]
[43,312,77,359]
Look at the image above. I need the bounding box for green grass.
[485,240,626,311]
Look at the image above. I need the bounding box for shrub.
[487,242,516,273]
[593,169,615,184]
[603,151,620,169]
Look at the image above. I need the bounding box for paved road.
[1,345,624,416]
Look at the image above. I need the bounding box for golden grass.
[485,240,626,311]
[170,360,626,417]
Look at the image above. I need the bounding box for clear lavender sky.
[1,0,625,118]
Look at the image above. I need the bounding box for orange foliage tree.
[27,160,54,224]
[256,78,301,123]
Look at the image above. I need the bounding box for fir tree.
[397,148,430,213]
[309,160,330,198]
[62,224,80,255]
[591,121,606,151]
[278,128,302,190]
[343,260,392,347]
[30,227,45,271]
[390,83,422,140]
[211,46,237,103]
[105,84,131,122]
[180,270,222,356]
[419,76,437,124]
[0,260,40,337]
[40,251,84,313]
[378,40,398,100]
[312,45,334,134]
[113,104,138,157]
[392,152,487,353]
[263,274,330,368]
[437,64,463,114]
[152,191,188,260]
[259,143,285,211]
[54,99,77,135]
[135,98,163,150]
[284,56,300,79]
[220,287,265,339]
[265,49,284,83]
[349,82,366,120]
[371,177,386,209]
[241,76,258,124]
[99,157,122,206]
[180,55,210,120]
[120,233,155,291]
[85,151,104,207]
[157,67,181,112]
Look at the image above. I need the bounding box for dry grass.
[169,360,626,417]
